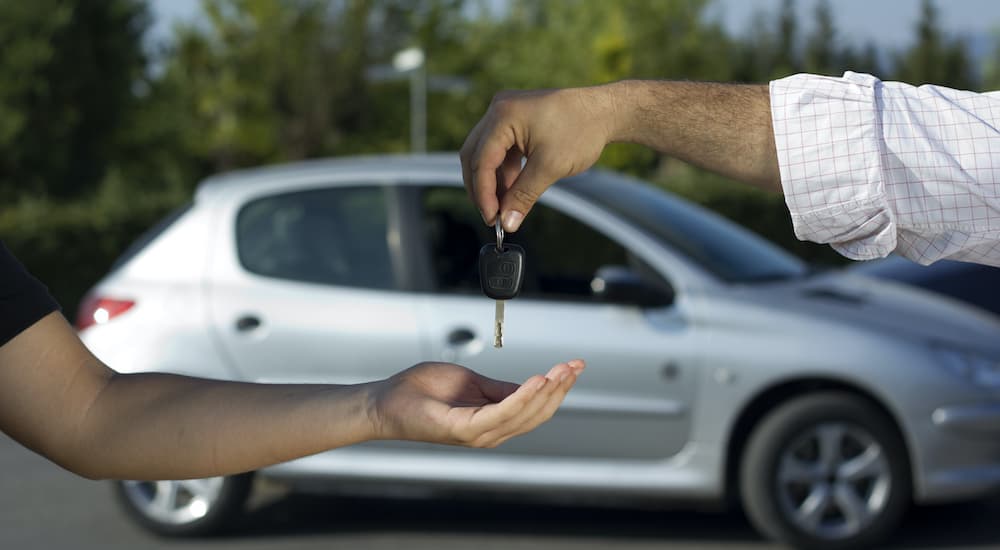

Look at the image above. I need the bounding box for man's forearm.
[606,80,781,191]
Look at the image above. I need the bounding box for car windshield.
[567,171,808,283]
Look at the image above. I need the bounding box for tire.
[739,392,911,550]
[112,472,254,537]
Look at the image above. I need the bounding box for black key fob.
[478,243,525,300]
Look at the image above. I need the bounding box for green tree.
[803,0,836,74]
[800,0,882,78]
[840,43,883,78]
[368,0,474,154]
[160,0,367,170]
[158,0,480,171]
[732,0,801,82]
[773,0,799,75]
[982,31,1000,90]
[0,0,150,201]
[163,0,402,171]
[894,0,976,89]
[620,0,735,82]
[452,1,737,174]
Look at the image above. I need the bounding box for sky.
[151,0,1000,54]
[709,0,1000,48]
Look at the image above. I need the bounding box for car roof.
[195,153,465,201]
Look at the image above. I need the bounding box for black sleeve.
[0,240,60,347]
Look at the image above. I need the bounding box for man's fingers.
[470,131,515,226]
[459,116,501,225]
[498,147,524,194]
[459,117,486,204]
[499,153,554,233]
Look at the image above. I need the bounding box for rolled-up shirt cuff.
[769,71,896,261]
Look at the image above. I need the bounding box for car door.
[207,183,426,386]
[413,185,701,461]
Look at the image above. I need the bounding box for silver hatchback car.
[78,155,1000,549]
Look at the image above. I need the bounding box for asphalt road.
[3,434,1000,550]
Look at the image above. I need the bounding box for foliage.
[0,0,150,201]
[893,0,977,89]
[0,182,184,316]
[1,0,995,311]
[158,0,369,169]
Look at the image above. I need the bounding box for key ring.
[495,219,504,251]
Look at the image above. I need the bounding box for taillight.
[75,295,135,331]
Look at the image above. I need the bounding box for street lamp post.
[393,47,426,154]
[367,47,468,154]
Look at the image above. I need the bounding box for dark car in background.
[850,255,1000,318]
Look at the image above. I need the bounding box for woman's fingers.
[475,373,522,403]
[498,361,583,443]
[462,360,585,447]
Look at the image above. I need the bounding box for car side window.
[237,186,395,289]
[421,186,640,301]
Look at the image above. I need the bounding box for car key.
[478,220,525,348]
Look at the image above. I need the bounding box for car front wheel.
[112,473,253,536]
[740,392,911,550]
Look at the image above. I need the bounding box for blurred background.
[4,0,1000,317]
[5,2,1000,549]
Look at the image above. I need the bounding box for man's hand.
[459,87,617,232]
[460,81,781,233]
[369,360,585,448]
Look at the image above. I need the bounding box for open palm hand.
[370,360,584,448]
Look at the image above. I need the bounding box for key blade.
[494,300,504,348]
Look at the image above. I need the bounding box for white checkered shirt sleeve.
[769,71,1000,267]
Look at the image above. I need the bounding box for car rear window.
[111,202,193,272]
[236,186,396,289]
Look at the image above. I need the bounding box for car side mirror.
[590,265,674,307]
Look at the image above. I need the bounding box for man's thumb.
[499,160,552,232]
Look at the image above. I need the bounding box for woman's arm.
[0,311,583,480]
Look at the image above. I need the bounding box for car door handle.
[235,315,262,332]
[442,327,481,362]
[447,328,476,346]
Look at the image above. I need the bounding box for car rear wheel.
[112,473,253,536]
[740,392,911,550]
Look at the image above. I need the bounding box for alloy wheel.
[120,477,226,525]
[776,422,891,541]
